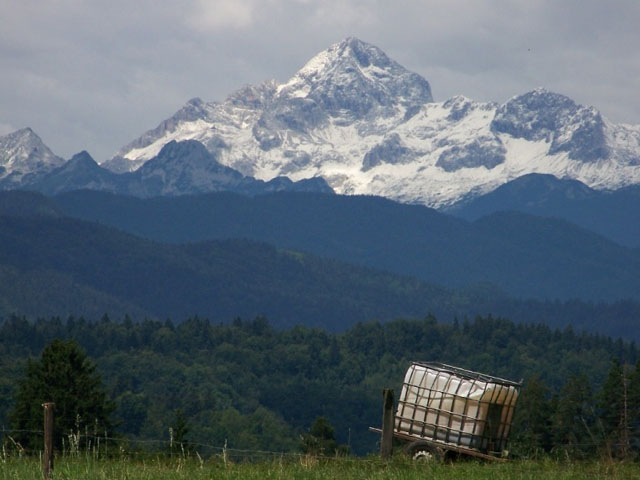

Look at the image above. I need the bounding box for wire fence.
[2,427,637,465]
[0,428,357,463]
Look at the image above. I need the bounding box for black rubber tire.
[406,442,444,462]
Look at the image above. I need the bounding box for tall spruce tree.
[628,359,640,456]
[552,375,596,458]
[597,358,629,458]
[9,339,115,451]
[300,416,338,455]
[511,375,553,457]
[169,409,190,453]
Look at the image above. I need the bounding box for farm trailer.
[371,362,522,461]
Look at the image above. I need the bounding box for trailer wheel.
[407,442,444,462]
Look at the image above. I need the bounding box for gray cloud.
[1,0,638,161]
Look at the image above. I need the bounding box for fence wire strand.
[0,428,357,462]
[1,428,635,462]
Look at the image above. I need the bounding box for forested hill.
[2,190,640,339]
[0,213,458,330]
[52,189,640,301]
[0,315,636,455]
[446,173,640,248]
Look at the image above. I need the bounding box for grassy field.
[1,456,639,480]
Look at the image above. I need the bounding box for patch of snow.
[124,119,217,164]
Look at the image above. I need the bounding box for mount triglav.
[2,37,640,206]
[109,37,640,207]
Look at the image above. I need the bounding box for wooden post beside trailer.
[380,388,394,459]
[43,402,54,480]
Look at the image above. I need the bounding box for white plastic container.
[395,362,520,455]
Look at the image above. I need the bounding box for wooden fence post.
[380,388,394,459]
[43,402,54,480]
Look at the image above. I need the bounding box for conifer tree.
[597,358,628,458]
[300,416,338,455]
[552,375,595,458]
[625,359,640,456]
[168,409,191,454]
[9,339,115,451]
[511,375,553,456]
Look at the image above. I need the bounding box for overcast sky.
[1,0,639,161]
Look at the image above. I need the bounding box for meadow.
[1,455,639,480]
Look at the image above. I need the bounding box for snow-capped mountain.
[1,137,333,197]
[127,139,332,196]
[112,37,640,208]
[0,128,64,187]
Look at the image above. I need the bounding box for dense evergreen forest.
[1,314,638,457]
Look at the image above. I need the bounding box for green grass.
[1,456,639,480]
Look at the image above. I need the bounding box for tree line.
[0,313,638,457]
[513,360,640,460]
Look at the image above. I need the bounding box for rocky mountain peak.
[492,88,608,162]
[0,127,64,184]
[137,139,243,186]
[6,126,36,140]
[296,37,393,77]
[1,127,49,160]
[109,98,216,170]
[152,139,211,163]
[275,37,433,117]
[69,150,96,165]
[226,80,278,108]
[491,88,579,140]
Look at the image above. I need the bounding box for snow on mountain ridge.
[276,37,433,112]
[106,38,640,207]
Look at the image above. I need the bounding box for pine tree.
[171,409,190,446]
[165,409,191,455]
[552,375,595,459]
[625,359,640,455]
[597,358,629,458]
[300,416,338,455]
[9,339,115,451]
[511,375,553,457]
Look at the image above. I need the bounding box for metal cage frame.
[395,362,522,456]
